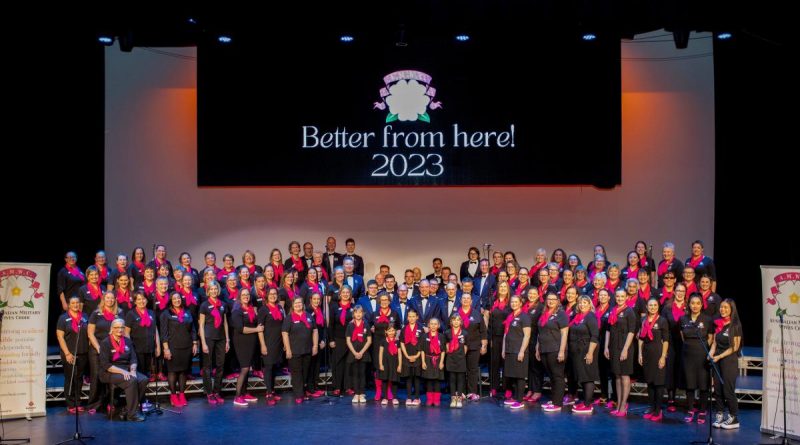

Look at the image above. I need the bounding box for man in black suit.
[459,247,481,280]
[344,238,364,276]
[425,257,443,284]
[473,259,496,311]
[322,236,342,279]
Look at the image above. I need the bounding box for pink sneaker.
[684,410,696,423]
[252,370,264,379]
[503,397,516,406]
[170,394,179,406]
[573,404,593,414]
[207,395,218,405]
[158,373,168,382]
[542,403,562,412]
[605,400,616,409]
[295,398,303,404]
[214,393,224,404]
[650,411,663,421]
[509,402,524,409]
[233,396,248,406]
[178,392,188,406]
[490,389,497,397]
[271,392,282,402]
[225,372,239,380]
[243,393,258,402]
[644,412,654,420]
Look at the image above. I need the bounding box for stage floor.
[4,393,767,445]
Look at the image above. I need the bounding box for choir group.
[54,237,742,429]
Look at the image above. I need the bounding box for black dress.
[503,312,532,379]
[679,313,712,390]
[231,305,259,367]
[377,338,400,382]
[78,284,103,316]
[640,316,669,385]
[421,332,445,380]
[124,308,157,354]
[568,313,600,384]
[608,307,637,376]
[661,302,687,389]
[445,328,467,373]
[346,321,372,364]
[370,308,401,363]
[400,324,423,377]
[257,305,285,365]
[159,309,195,372]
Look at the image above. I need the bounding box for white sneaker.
[456,397,463,408]
[712,412,725,428]
[359,394,367,403]
[352,395,359,404]
[720,415,740,430]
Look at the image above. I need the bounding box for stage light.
[455,34,470,42]
[187,17,197,25]
[716,32,732,40]
[98,36,114,46]
[218,35,232,44]
[340,35,354,43]
[582,33,597,41]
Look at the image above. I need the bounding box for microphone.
[648,244,653,258]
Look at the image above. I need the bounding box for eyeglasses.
[664,276,676,280]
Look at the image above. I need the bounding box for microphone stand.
[758,311,795,445]
[54,317,91,445]
[690,325,723,445]
[146,355,180,416]
[320,294,337,406]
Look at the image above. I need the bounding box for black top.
[88,308,125,343]
[460,308,488,350]
[607,307,638,351]
[330,302,354,339]
[371,308,401,340]
[346,320,371,352]
[56,311,90,355]
[124,308,157,353]
[713,320,742,353]
[639,316,669,345]
[146,259,173,277]
[99,335,137,375]
[657,259,685,288]
[230,305,260,334]
[57,267,85,300]
[488,301,512,336]
[78,284,103,315]
[159,309,196,349]
[504,311,532,354]
[679,313,713,340]
[537,309,569,354]
[568,313,599,347]
[282,311,316,355]
[199,299,228,341]
[685,256,716,282]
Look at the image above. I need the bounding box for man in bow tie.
[460,246,481,280]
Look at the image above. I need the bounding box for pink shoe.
[158,373,167,382]
[529,393,542,404]
[614,405,628,417]
[650,411,663,421]
[225,372,239,380]
[243,393,258,402]
[509,402,524,409]
[295,398,303,404]
[504,390,512,399]
[266,396,277,406]
[170,394,179,406]
[387,384,394,400]
[606,400,616,409]
[233,396,248,406]
[252,370,264,379]
[644,412,654,420]
[207,395,218,405]
[271,392,282,402]
[312,390,324,398]
[374,379,383,401]
[684,410,696,423]
[149,375,156,383]
[667,401,677,412]
[542,403,562,412]
[178,392,188,406]
[345,389,355,396]
[504,397,516,406]
[214,393,224,404]
[490,389,497,398]
[697,412,707,424]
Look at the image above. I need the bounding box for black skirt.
[503,350,529,379]
[262,333,283,365]
[377,352,400,382]
[682,341,710,390]
[165,347,191,372]
[233,332,257,367]
[642,340,667,385]
[421,354,444,380]
[401,350,422,378]
[611,347,634,376]
[346,349,372,364]
[569,341,600,384]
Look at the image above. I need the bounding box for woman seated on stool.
[99,318,149,421]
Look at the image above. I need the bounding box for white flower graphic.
[385,80,431,122]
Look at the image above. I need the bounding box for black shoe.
[127,412,146,422]
[720,415,739,430]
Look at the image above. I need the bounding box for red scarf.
[116,265,127,274]
[606,279,620,293]
[208,298,223,329]
[290,256,304,272]
[490,265,502,276]
[351,320,365,342]
[530,262,547,277]
[688,255,704,269]
[255,286,267,301]
[576,278,588,288]
[539,308,555,327]
[338,301,351,326]
[133,260,145,275]
[87,283,102,300]
[640,314,659,340]
[267,303,283,321]
[595,303,609,325]
[110,335,126,361]
[142,280,155,295]
[102,307,116,321]
[659,288,674,305]
[448,328,462,353]
[639,283,652,300]
[639,256,650,269]
[67,265,85,281]
[217,267,236,282]
[136,307,151,327]
[608,306,625,326]
[458,306,472,328]
[671,301,686,322]
[155,291,169,310]
[514,280,528,296]
[701,290,712,310]
[626,266,639,279]
[560,285,570,302]
[683,281,698,295]
[246,264,256,275]
[181,288,197,306]
[292,311,310,328]
[387,337,398,356]
[226,286,239,303]
[714,316,730,334]
[307,282,320,296]
[570,311,588,327]
[403,323,418,345]
[657,260,672,277]
[271,263,284,282]
[377,308,391,324]
[313,263,329,282]
[592,289,601,306]
[429,332,441,367]
[283,285,296,301]
[312,306,323,326]
[172,307,186,323]
[243,304,256,324]
[491,298,508,311]
[116,290,131,308]
[537,283,548,301]
[625,296,637,308]
[96,264,108,282]
[69,310,82,333]
[240,280,252,291]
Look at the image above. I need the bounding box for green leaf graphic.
[386,113,398,123]
[24,300,34,308]
[418,112,430,123]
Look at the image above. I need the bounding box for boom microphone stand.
[54,316,90,445]
[690,326,723,445]
[758,311,795,445]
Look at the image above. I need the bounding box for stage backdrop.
[104,31,715,277]
[760,265,800,440]
[0,262,49,419]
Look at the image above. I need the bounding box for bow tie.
[470,261,477,264]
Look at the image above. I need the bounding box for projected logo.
[765,271,800,317]
[374,70,442,123]
[0,268,46,308]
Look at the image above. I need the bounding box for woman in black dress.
[446,314,468,408]
[638,298,670,421]
[55,295,90,413]
[160,292,197,407]
[594,288,614,408]
[198,280,230,404]
[257,288,285,405]
[282,296,319,404]
[523,288,544,404]
[457,293,487,402]
[378,325,402,405]
[346,305,372,404]
[604,289,637,417]
[486,281,512,397]
[231,288,263,406]
[569,295,600,414]
[680,293,713,424]
[329,285,354,396]
[58,251,85,311]
[421,317,445,406]
[502,295,531,410]
[536,292,569,413]
[124,291,160,409]
[661,283,688,413]
[710,299,743,430]
[305,292,327,398]
[400,308,424,405]
[86,291,124,413]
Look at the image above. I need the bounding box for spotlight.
[187,17,197,25]
[716,32,732,40]
[98,36,114,46]
[340,35,354,43]
[581,33,597,41]
[455,34,470,42]
[218,35,232,44]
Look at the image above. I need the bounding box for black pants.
[106,372,148,417]
[566,356,578,396]
[63,354,88,408]
[466,349,481,394]
[86,348,106,410]
[648,384,665,414]
[541,351,566,405]
[490,336,504,391]
[512,377,525,401]
[406,375,421,398]
[261,361,279,393]
[449,372,465,396]
[135,352,154,377]
[598,352,614,400]
[686,389,710,412]
[289,354,311,398]
[528,352,544,393]
[330,340,350,392]
[714,356,739,416]
[425,379,440,394]
[307,349,321,392]
[202,339,226,395]
[351,361,366,394]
